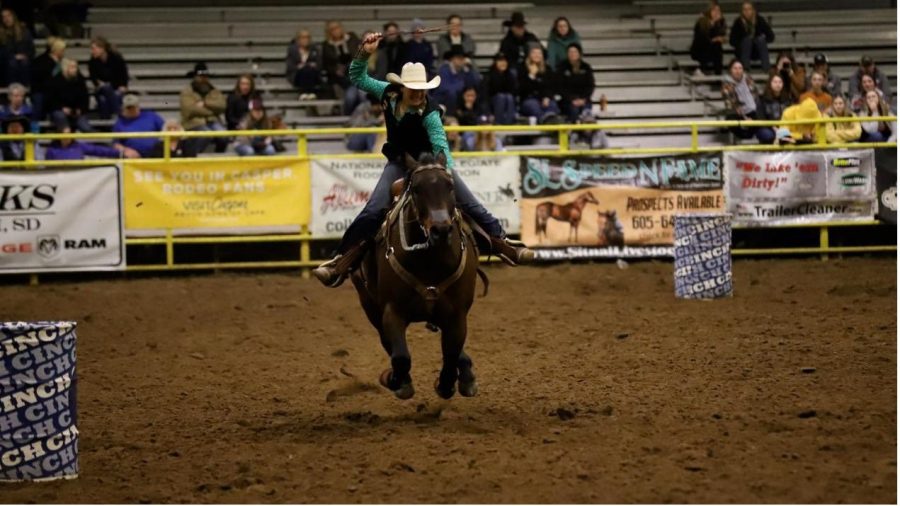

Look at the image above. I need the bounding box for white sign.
[0,166,125,273]
[310,156,522,239]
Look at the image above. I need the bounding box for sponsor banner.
[0,166,124,273]
[519,153,725,258]
[310,156,521,239]
[534,245,674,260]
[875,148,896,224]
[725,150,877,224]
[123,159,310,230]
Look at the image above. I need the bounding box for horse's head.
[583,192,600,205]
[404,152,456,246]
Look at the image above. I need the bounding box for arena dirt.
[0,257,895,503]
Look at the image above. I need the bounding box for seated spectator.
[482,52,517,125]
[346,94,384,153]
[436,15,476,65]
[0,82,31,119]
[690,2,727,76]
[162,120,187,158]
[798,71,832,113]
[87,36,128,118]
[858,90,895,143]
[403,19,434,75]
[235,98,278,156]
[809,53,841,98]
[321,21,361,114]
[0,114,26,161]
[729,1,773,72]
[0,8,33,86]
[754,73,791,144]
[848,56,892,100]
[179,62,227,156]
[518,45,560,122]
[547,17,581,71]
[824,95,861,144]
[113,93,164,158]
[557,43,595,123]
[770,50,805,100]
[47,58,93,133]
[225,73,259,130]
[286,29,323,100]
[433,45,481,116]
[29,36,65,121]
[443,115,462,152]
[721,58,759,139]
[45,124,129,160]
[375,22,404,81]
[850,74,885,113]
[499,12,541,70]
[779,97,820,144]
[456,86,497,151]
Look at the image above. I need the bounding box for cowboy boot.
[312,241,367,288]
[490,237,535,266]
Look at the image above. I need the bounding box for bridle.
[400,164,461,253]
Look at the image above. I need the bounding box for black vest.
[380,84,441,162]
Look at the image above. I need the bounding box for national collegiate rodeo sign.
[0,166,124,273]
[310,156,521,238]
[724,150,877,225]
[518,153,725,259]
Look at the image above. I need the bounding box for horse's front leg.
[435,316,467,399]
[379,303,414,399]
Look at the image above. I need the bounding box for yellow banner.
[123,159,310,229]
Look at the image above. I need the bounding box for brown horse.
[350,152,482,400]
[597,210,625,247]
[534,191,599,243]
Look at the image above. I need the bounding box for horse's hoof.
[434,377,456,400]
[458,379,478,397]
[380,368,415,400]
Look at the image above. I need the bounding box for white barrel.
[673,214,733,299]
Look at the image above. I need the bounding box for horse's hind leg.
[436,317,467,399]
[380,304,414,400]
[457,351,478,397]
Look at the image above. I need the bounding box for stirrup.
[312,257,347,288]
[491,237,535,267]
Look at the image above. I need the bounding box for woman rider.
[313,32,534,287]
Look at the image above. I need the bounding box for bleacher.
[35,0,899,153]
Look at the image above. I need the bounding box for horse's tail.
[476,268,490,298]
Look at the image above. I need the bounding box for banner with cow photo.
[519,153,726,259]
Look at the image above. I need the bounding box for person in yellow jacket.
[824,95,862,144]
[779,97,821,144]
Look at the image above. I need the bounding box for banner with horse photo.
[519,153,725,259]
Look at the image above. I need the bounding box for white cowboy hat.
[386,62,441,90]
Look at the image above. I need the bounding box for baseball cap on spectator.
[860,55,874,67]
[410,18,425,32]
[122,93,141,108]
[503,12,527,28]
[187,62,211,77]
[248,97,264,111]
[813,53,828,65]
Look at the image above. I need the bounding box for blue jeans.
[491,93,517,125]
[50,110,94,132]
[292,66,322,94]
[737,34,770,72]
[235,143,276,156]
[521,97,560,121]
[337,160,505,253]
[184,122,228,157]
[860,130,888,142]
[342,85,364,116]
[755,126,776,144]
[560,99,589,123]
[95,84,122,118]
[346,133,376,152]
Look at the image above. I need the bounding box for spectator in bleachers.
[689,2,726,76]
[779,97,820,144]
[45,124,127,160]
[180,62,227,155]
[162,120,187,158]
[225,74,260,130]
[499,12,541,70]
[809,53,841,98]
[824,95,861,144]
[456,85,497,151]
[112,93,163,158]
[798,71,832,113]
[858,90,895,142]
[722,58,759,140]
[547,17,581,71]
[557,43,594,123]
[0,8,33,86]
[729,1,773,72]
[1,82,31,119]
[433,45,481,117]
[754,73,791,144]
[436,15,476,65]
[321,21,361,115]
[0,114,27,162]
[346,94,384,153]
[518,44,560,122]
[848,56,892,101]
[286,29,323,100]
[47,58,93,133]
[375,22,404,81]
[30,36,65,121]
[234,97,278,156]
[770,51,805,100]
[87,36,129,118]
[443,114,462,152]
[403,19,434,76]
[482,52,517,125]
[850,74,885,113]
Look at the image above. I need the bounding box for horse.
[534,191,599,243]
[597,210,625,247]
[350,152,482,400]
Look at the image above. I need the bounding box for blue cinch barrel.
[673,214,733,299]
[0,322,78,481]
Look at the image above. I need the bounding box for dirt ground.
[0,257,896,504]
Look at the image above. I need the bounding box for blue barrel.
[673,214,733,299]
[0,321,78,481]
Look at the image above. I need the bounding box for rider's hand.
[361,32,382,55]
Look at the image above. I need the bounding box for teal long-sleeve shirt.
[349,57,454,169]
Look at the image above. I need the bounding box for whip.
[354,24,454,59]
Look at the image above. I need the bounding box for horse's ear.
[435,151,448,168]
[403,153,418,172]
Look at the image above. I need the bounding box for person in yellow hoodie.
[779,97,821,144]
[824,94,862,144]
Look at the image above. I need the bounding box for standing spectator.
[798,71,833,113]
[0,82,31,119]
[234,97,278,156]
[179,62,227,156]
[87,36,128,118]
[346,94,384,153]
[556,43,594,123]
[30,36,65,121]
[850,74,886,113]
[436,15,476,64]
[374,22,404,81]
[722,58,759,139]
[46,58,92,133]
[824,95,861,144]
[729,1,774,72]
[0,8,33,86]
[321,21,361,115]
[754,73,791,144]
[402,19,435,75]
[769,50,805,100]
[547,17,581,71]
[433,44,481,117]
[45,124,128,160]
[225,73,259,130]
[112,93,164,158]
[690,2,727,76]
[779,97,820,144]
[499,12,541,70]
[286,29,322,100]
[518,45,560,122]
[858,90,895,142]
[848,56,892,100]
[0,115,27,162]
[482,52,517,125]
[809,53,841,97]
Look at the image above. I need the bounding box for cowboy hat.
[386,62,441,90]
[502,12,527,27]
[2,114,30,132]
